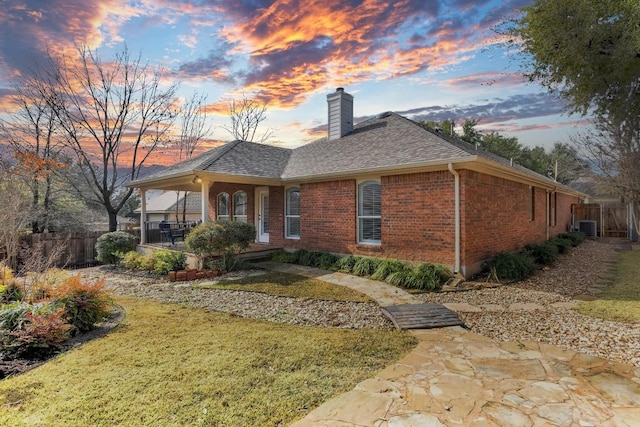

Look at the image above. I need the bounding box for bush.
[186,221,256,271]
[371,259,412,281]
[96,231,137,264]
[0,302,72,359]
[551,237,573,254]
[335,255,360,273]
[153,250,186,275]
[49,275,113,334]
[7,308,71,359]
[559,231,586,246]
[316,253,340,270]
[352,257,381,277]
[0,282,24,303]
[523,241,559,265]
[0,262,13,284]
[292,250,316,266]
[271,250,295,263]
[485,251,537,282]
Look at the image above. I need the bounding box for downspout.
[447,163,460,275]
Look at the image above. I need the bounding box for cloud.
[398,93,567,124]
[444,72,524,89]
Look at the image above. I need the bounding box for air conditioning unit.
[577,220,597,237]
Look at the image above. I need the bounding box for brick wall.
[379,172,455,265]
[459,170,580,275]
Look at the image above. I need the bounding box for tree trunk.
[108,211,118,232]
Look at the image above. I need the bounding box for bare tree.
[174,91,212,221]
[40,45,179,231]
[222,95,274,143]
[574,116,640,237]
[0,161,32,269]
[0,79,68,233]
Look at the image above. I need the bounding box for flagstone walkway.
[257,262,640,427]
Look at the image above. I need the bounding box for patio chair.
[159,221,175,245]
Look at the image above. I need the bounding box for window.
[529,187,535,221]
[358,180,381,244]
[549,192,557,226]
[233,191,247,222]
[217,192,229,221]
[285,187,300,238]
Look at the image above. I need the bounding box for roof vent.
[327,88,354,140]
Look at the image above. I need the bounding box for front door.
[257,189,269,243]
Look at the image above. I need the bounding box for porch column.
[200,179,210,222]
[140,189,147,244]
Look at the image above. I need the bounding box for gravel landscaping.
[418,239,640,367]
[80,238,640,367]
[81,268,393,329]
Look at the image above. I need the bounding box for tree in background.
[0,161,32,269]
[509,0,640,235]
[38,45,180,231]
[222,95,274,143]
[173,92,212,222]
[0,79,68,233]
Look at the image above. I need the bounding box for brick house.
[128,88,585,277]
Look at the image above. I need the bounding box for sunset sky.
[0,0,590,165]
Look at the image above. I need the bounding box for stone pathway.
[256,262,640,426]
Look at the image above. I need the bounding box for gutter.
[448,163,461,275]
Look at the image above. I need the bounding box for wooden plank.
[381,303,464,330]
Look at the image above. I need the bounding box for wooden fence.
[572,203,629,238]
[19,231,108,269]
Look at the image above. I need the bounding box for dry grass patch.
[576,250,640,322]
[198,271,373,302]
[0,296,416,426]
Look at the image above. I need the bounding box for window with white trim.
[285,187,300,238]
[358,180,381,244]
[233,191,247,223]
[217,192,230,221]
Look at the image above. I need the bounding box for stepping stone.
[381,303,465,329]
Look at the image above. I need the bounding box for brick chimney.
[327,87,353,140]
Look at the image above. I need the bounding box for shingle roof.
[282,112,472,179]
[138,140,291,182]
[129,111,576,194]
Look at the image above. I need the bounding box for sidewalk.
[257,262,640,427]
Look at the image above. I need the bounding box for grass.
[0,296,416,426]
[576,250,640,322]
[197,271,373,302]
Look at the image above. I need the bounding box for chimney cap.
[336,87,344,92]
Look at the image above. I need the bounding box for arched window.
[217,192,230,221]
[358,180,381,244]
[285,187,300,238]
[233,191,247,223]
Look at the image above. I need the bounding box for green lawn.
[576,250,640,322]
[197,271,373,302]
[0,296,416,426]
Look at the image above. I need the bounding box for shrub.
[559,231,586,246]
[523,241,559,265]
[335,255,360,273]
[271,250,295,264]
[316,253,340,270]
[50,275,113,334]
[186,221,256,271]
[371,259,412,281]
[121,251,143,270]
[96,231,137,264]
[385,263,447,291]
[484,251,537,282]
[352,257,381,277]
[0,282,24,303]
[7,307,71,359]
[0,262,13,284]
[153,250,187,275]
[551,237,573,254]
[292,250,316,266]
